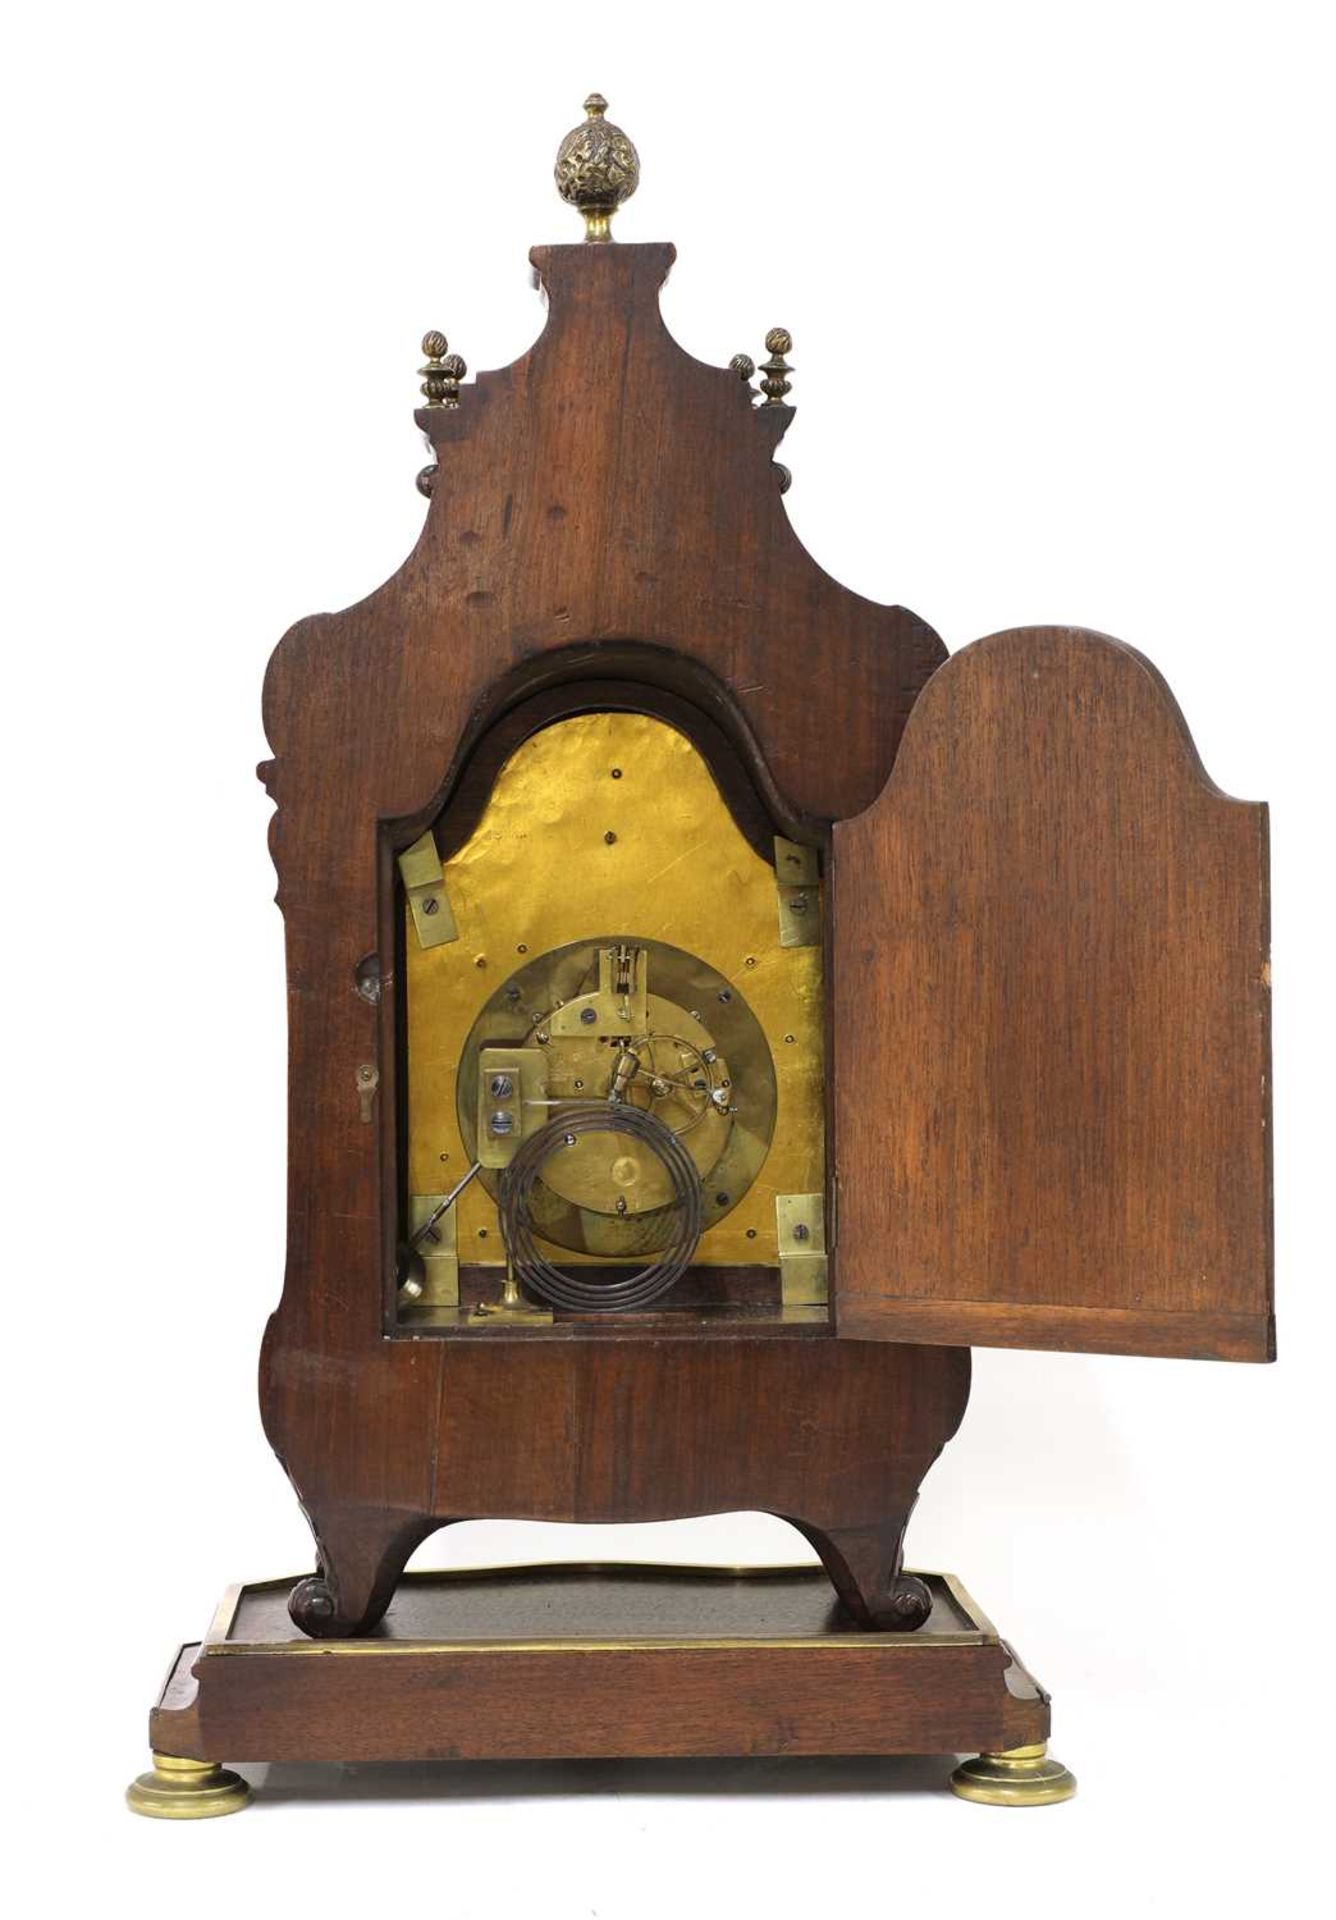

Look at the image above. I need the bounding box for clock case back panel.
[257,239,1272,1640]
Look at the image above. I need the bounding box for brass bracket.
[775,1192,828,1307]
[399,831,458,949]
[774,837,821,948]
[408,1193,459,1307]
[477,1046,549,1169]
[548,943,649,1037]
[471,1268,554,1326]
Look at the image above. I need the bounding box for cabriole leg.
[288,1506,443,1637]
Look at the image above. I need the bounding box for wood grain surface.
[257,239,955,1636]
[254,236,1271,1650]
[831,626,1273,1360]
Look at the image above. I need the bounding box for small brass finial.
[555,93,640,242]
[730,353,756,387]
[419,333,466,409]
[760,329,793,406]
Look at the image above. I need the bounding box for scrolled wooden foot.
[288,1572,343,1637]
[790,1516,931,1631]
[126,1752,251,1820]
[288,1507,442,1638]
[884,1570,932,1630]
[949,1742,1077,1807]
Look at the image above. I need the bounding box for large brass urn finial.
[555,93,640,242]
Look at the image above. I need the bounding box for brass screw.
[760,328,793,405]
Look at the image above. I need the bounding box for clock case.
[253,235,1272,1648]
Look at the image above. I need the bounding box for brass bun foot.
[126,1752,251,1820]
[949,1741,1076,1808]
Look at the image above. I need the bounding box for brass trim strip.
[205,1583,245,1646]
[939,1570,1000,1641]
[200,1563,996,1657]
[206,1631,993,1657]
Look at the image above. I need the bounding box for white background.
[4,2,1332,1914]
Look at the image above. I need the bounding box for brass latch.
[775,1192,828,1307]
[774,837,821,948]
[399,830,458,949]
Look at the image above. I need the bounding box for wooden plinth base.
[136,1563,1067,1811]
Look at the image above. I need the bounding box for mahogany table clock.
[128,95,1273,1818]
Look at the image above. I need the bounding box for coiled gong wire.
[498,1101,704,1312]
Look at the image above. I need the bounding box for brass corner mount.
[555,93,640,242]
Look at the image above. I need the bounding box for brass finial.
[729,353,756,386]
[555,93,640,242]
[419,332,466,409]
[760,329,793,406]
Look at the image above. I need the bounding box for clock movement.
[128,94,1273,1818]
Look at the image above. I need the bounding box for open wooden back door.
[831,626,1272,1361]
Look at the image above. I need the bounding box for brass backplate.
[403,711,825,1270]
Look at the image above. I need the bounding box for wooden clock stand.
[129,97,1272,1817]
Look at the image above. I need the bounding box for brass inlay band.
[205,1633,992,1657]
[201,1565,995,1656]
